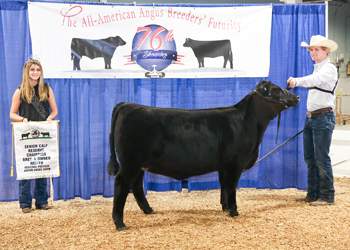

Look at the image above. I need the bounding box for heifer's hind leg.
[112,174,130,231]
[228,51,233,69]
[223,53,233,69]
[132,172,154,214]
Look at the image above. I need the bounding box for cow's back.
[190,40,232,58]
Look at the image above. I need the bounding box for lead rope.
[254,129,304,166]
[275,112,281,143]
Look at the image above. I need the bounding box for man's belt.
[306,107,332,118]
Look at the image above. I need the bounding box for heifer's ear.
[255,81,264,89]
[267,81,273,91]
[255,81,268,92]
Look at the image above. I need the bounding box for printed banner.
[13,121,60,180]
[28,2,272,78]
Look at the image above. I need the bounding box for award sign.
[12,121,60,180]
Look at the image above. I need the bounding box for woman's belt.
[306,107,332,118]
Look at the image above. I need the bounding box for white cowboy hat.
[301,35,338,52]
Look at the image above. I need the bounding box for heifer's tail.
[107,102,125,176]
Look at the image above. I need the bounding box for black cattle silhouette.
[21,132,30,140]
[71,36,126,70]
[183,38,233,69]
[41,132,50,137]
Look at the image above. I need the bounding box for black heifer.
[183,38,233,68]
[71,36,126,70]
[107,80,299,231]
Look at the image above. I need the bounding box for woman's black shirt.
[18,83,50,122]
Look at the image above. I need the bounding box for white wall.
[329,2,350,117]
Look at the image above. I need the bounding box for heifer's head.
[183,38,194,48]
[253,81,300,142]
[109,36,126,46]
[254,81,299,111]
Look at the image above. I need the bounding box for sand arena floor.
[1,177,349,249]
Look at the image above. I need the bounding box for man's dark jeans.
[303,111,335,203]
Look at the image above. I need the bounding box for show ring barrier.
[335,87,350,125]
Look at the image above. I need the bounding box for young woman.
[10,58,58,213]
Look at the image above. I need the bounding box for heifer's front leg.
[104,56,112,69]
[218,170,229,211]
[132,172,154,214]
[226,168,242,217]
[112,174,130,231]
[197,57,204,68]
[227,187,239,217]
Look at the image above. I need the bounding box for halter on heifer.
[253,87,290,143]
[253,87,290,109]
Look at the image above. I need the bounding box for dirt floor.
[1,177,349,250]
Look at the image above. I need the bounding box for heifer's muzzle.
[282,90,299,108]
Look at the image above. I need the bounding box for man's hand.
[287,77,296,89]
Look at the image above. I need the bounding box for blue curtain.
[0,1,325,202]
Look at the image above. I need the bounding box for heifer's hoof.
[221,205,229,212]
[144,210,156,215]
[115,221,127,231]
[117,226,128,231]
[143,208,155,215]
[229,210,239,217]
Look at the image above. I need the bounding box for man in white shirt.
[287,35,338,206]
